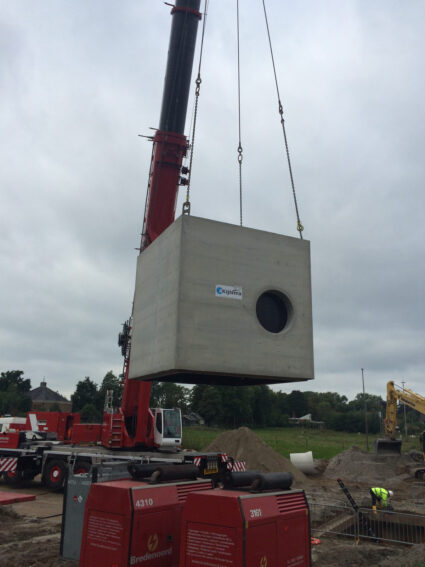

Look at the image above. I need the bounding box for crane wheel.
[74,461,91,475]
[43,459,68,490]
[3,469,24,485]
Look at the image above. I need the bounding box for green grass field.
[181,426,421,460]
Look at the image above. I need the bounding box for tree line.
[2,369,423,435]
[0,370,32,414]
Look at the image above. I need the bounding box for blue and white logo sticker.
[215,285,243,300]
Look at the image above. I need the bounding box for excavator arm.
[377,380,425,454]
[384,381,425,438]
[383,381,399,439]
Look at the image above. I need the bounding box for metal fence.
[310,503,357,539]
[410,482,425,513]
[310,503,425,546]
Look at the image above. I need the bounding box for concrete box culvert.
[129,215,314,385]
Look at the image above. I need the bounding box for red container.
[180,489,311,567]
[71,423,102,444]
[26,411,80,441]
[0,432,21,449]
[79,478,213,567]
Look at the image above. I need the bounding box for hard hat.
[388,490,394,497]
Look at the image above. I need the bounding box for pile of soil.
[204,427,309,487]
[324,446,414,487]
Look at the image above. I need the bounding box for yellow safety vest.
[371,487,389,505]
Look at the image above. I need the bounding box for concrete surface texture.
[129,215,314,384]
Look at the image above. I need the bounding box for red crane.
[112,0,202,449]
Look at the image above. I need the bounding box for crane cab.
[153,408,182,448]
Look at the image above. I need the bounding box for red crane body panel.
[71,423,102,444]
[26,411,80,441]
[0,432,21,449]
[180,489,311,567]
[79,478,213,567]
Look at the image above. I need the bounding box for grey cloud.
[1,1,424,401]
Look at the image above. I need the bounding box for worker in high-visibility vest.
[369,487,393,510]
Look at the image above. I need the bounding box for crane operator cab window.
[153,408,182,447]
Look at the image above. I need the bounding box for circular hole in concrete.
[256,290,292,333]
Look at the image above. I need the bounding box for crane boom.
[115,0,202,449]
[141,0,201,250]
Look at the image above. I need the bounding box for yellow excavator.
[375,381,425,458]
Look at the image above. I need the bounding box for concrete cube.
[129,215,314,385]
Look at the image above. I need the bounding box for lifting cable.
[261,0,304,239]
[236,0,243,227]
[184,0,209,215]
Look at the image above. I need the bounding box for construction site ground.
[1,428,424,567]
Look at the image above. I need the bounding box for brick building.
[29,381,72,412]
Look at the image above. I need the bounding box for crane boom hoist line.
[117,0,202,449]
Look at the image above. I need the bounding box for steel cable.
[237,0,243,226]
[185,0,209,214]
[261,0,304,239]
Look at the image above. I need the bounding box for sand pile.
[204,427,309,486]
[324,445,414,487]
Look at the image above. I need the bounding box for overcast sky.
[1,1,424,402]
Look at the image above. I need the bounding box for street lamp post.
[361,368,369,451]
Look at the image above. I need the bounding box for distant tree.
[0,370,31,393]
[190,384,208,413]
[71,377,98,412]
[187,384,387,433]
[0,384,32,415]
[150,382,190,412]
[98,371,122,412]
[287,390,309,418]
[307,392,348,415]
[191,385,223,426]
[80,403,101,423]
[0,370,32,415]
[348,393,383,413]
[252,385,274,427]
[271,391,290,426]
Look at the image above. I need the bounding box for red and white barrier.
[0,457,18,473]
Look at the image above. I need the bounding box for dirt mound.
[323,445,417,487]
[204,427,309,487]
